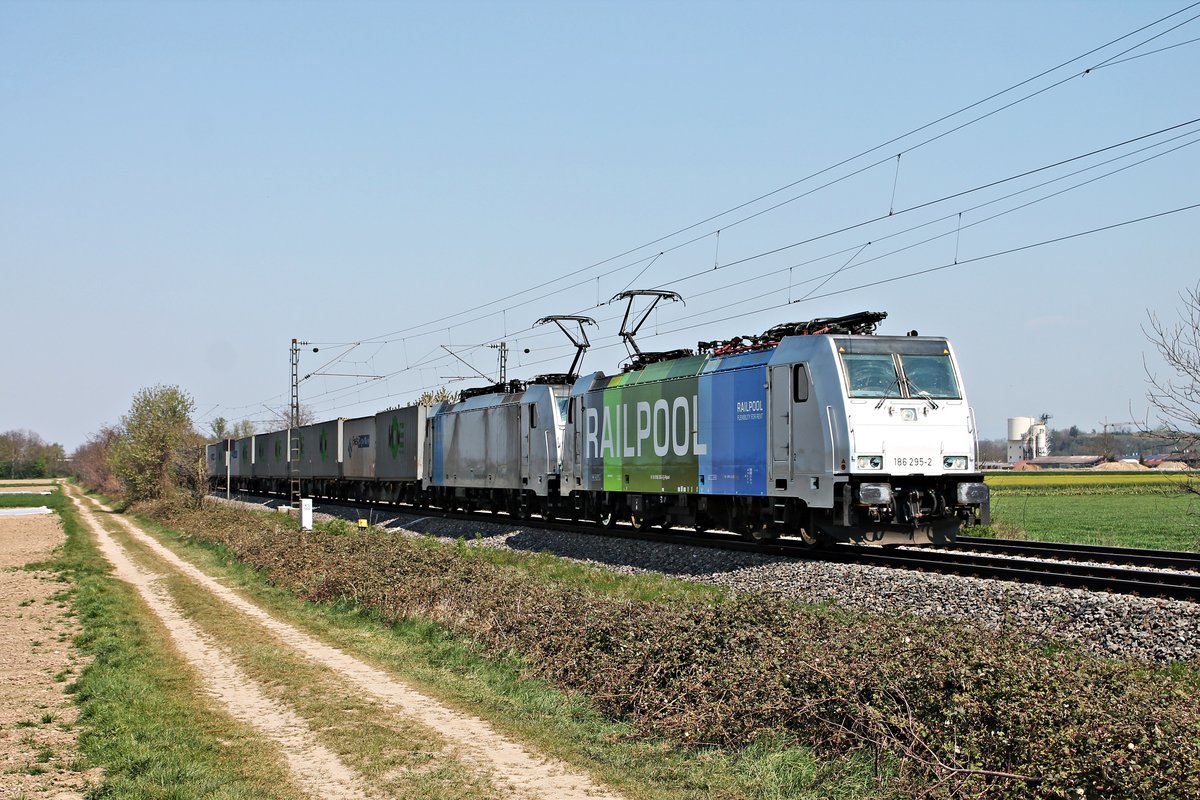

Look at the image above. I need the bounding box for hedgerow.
[141,499,1200,799]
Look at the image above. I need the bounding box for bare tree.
[73,425,122,494]
[1144,282,1200,452]
[230,419,257,438]
[418,387,460,406]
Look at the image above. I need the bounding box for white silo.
[1007,417,1033,464]
[1007,416,1050,463]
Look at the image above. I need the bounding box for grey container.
[205,441,228,480]
[374,405,426,482]
[342,416,376,480]
[230,436,253,478]
[255,428,290,479]
[297,419,343,479]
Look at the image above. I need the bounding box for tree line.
[73,385,265,504]
[0,429,69,479]
[67,282,1200,503]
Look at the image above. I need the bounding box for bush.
[142,499,1200,799]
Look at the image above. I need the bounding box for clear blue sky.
[3,0,1198,450]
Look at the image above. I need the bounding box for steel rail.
[953,535,1200,572]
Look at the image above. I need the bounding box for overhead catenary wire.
[212,120,1200,429]
[290,199,1200,424]
[350,3,1200,348]
[204,6,1200,425]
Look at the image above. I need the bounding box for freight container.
[254,428,290,480]
[374,405,426,482]
[297,419,342,480]
[341,415,375,480]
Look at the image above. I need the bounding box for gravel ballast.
[222,495,1200,663]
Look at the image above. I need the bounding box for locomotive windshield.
[841,351,961,400]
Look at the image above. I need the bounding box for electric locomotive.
[557,311,988,545]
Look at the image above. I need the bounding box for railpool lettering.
[585,395,708,458]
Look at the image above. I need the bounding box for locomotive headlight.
[856,455,883,470]
[858,483,893,504]
[943,456,968,470]
[957,482,989,504]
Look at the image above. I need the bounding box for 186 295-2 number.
[893,456,934,468]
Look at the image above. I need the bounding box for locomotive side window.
[529,404,539,428]
[792,364,809,402]
[842,354,902,398]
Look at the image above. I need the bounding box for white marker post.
[300,498,313,530]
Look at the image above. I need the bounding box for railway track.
[953,535,1200,572]
[221,492,1200,603]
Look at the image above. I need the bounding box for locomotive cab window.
[792,364,809,402]
[842,354,902,398]
[898,354,961,399]
[840,349,962,400]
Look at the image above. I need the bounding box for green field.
[982,471,1200,550]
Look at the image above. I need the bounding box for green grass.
[984,492,1200,550]
[130,506,894,800]
[0,489,64,510]
[49,492,310,799]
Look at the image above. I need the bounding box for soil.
[0,514,98,799]
[1091,461,1150,470]
[68,488,623,800]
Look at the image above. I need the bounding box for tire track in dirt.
[69,491,372,800]
[76,490,625,800]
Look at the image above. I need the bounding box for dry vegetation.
[143,498,1200,800]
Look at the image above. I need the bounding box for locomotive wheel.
[798,526,829,548]
[746,526,776,543]
[599,507,620,528]
[630,514,652,531]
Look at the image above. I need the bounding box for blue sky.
[3,0,1198,449]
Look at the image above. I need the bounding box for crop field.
[983,471,1200,551]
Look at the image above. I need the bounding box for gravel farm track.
[5,484,627,800]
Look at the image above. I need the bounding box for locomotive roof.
[580,347,775,391]
[579,332,956,393]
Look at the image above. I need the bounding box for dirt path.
[68,490,371,800]
[70,488,624,800]
[0,513,97,799]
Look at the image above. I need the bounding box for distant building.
[1020,455,1106,469]
[1144,453,1200,468]
[1007,416,1051,464]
